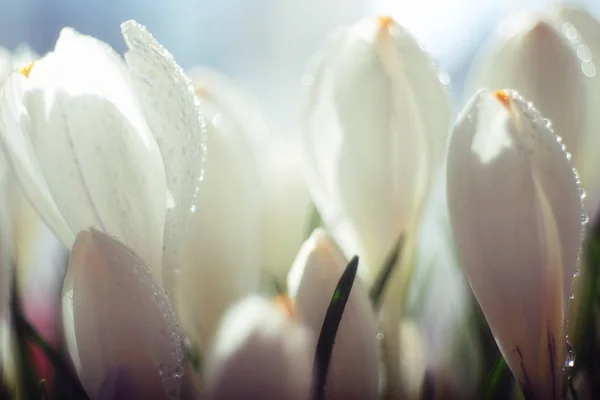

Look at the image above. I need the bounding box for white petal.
[446,90,582,397]
[121,20,207,297]
[176,116,262,357]
[189,68,313,281]
[287,229,380,400]
[260,135,313,279]
[302,16,451,283]
[0,72,74,246]
[202,295,314,400]
[187,68,269,144]
[466,8,600,218]
[64,229,184,400]
[23,29,167,279]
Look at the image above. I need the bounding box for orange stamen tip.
[378,16,395,29]
[20,61,35,79]
[494,90,511,109]
[274,294,295,318]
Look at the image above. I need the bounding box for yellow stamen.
[274,294,295,319]
[20,61,35,79]
[494,90,511,110]
[378,16,395,29]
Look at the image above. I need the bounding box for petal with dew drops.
[447,90,583,398]
[466,7,600,218]
[121,20,207,298]
[22,28,167,279]
[64,229,184,400]
[288,229,380,400]
[0,72,74,246]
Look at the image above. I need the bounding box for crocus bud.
[447,90,584,397]
[466,7,600,217]
[201,295,314,400]
[62,229,184,399]
[287,229,379,400]
[301,16,451,284]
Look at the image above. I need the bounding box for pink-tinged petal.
[447,90,583,397]
[202,296,314,400]
[64,229,183,399]
[175,116,261,359]
[287,229,379,400]
[21,29,168,280]
[121,20,207,298]
[302,16,450,284]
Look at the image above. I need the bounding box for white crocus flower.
[0,21,206,287]
[188,68,313,281]
[63,229,183,400]
[447,90,583,398]
[301,15,451,286]
[201,295,314,400]
[175,86,263,363]
[466,6,600,218]
[288,229,380,400]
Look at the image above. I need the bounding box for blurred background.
[0,0,597,131]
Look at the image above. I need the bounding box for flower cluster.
[0,5,599,400]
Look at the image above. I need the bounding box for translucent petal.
[0,72,74,246]
[302,16,450,283]
[202,296,314,400]
[467,8,600,218]
[175,117,261,360]
[447,91,582,397]
[190,68,313,281]
[66,229,183,399]
[287,229,379,400]
[121,20,207,297]
[23,29,167,279]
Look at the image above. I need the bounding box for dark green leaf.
[313,256,359,400]
[573,220,600,371]
[38,380,46,400]
[480,356,509,400]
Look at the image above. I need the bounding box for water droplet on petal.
[574,268,580,277]
[565,341,576,369]
[566,152,572,161]
[579,187,587,200]
[569,292,574,300]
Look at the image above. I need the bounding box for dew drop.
[569,292,574,300]
[566,152,572,161]
[574,268,580,277]
[582,214,590,226]
[376,332,384,340]
[579,187,587,200]
[555,135,562,144]
[565,341,576,369]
